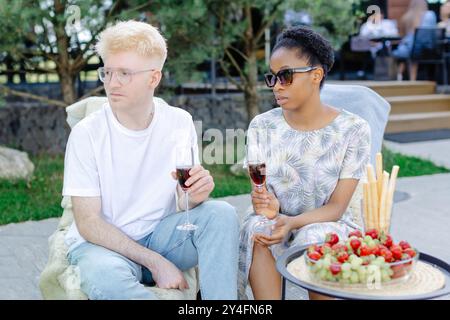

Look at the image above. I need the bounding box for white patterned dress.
[238,108,371,299]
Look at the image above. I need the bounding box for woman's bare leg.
[308,291,335,300]
[397,62,405,81]
[249,243,281,300]
[409,62,418,81]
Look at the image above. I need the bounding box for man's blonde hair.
[95,20,167,70]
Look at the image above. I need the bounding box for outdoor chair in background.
[409,27,448,85]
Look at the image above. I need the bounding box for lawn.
[0,148,449,225]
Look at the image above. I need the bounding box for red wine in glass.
[176,166,192,190]
[248,163,266,187]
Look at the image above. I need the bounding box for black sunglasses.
[264,66,318,88]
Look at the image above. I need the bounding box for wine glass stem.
[185,190,189,224]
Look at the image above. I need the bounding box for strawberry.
[372,244,383,256]
[332,243,348,253]
[403,248,416,258]
[330,263,342,275]
[375,245,389,256]
[401,253,411,260]
[390,245,403,261]
[348,230,363,238]
[337,251,349,263]
[381,234,393,248]
[365,229,379,240]
[359,244,372,256]
[399,241,411,250]
[308,244,321,254]
[380,248,394,263]
[307,251,322,261]
[350,238,362,251]
[325,233,339,246]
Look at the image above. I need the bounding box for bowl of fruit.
[305,229,419,287]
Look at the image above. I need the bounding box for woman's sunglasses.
[264,66,318,88]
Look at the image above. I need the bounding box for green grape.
[346,243,353,252]
[316,260,324,269]
[364,235,373,243]
[342,262,352,272]
[351,257,363,269]
[342,270,351,280]
[371,259,383,267]
[319,268,327,280]
[325,271,334,282]
[368,240,376,248]
[360,266,369,282]
[350,271,360,284]
[381,270,391,282]
[376,256,385,264]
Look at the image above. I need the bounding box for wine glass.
[175,145,198,231]
[246,131,276,235]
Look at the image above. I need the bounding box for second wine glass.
[246,133,277,235]
[175,145,198,231]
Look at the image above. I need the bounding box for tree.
[153,0,362,123]
[0,0,151,106]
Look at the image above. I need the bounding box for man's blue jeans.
[67,200,239,300]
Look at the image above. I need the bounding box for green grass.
[204,164,251,198]
[0,148,449,225]
[0,154,64,225]
[382,146,450,177]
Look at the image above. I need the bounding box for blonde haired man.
[63,21,239,300]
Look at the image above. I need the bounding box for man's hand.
[254,214,293,247]
[171,165,214,206]
[251,185,280,219]
[147,255,189,290]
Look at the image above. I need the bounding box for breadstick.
[363,182,370,230]
[385,166,400,234]
[378,171,390,233]
[376,153,383,199]
[370,182,379,229]
[367,165,379,230]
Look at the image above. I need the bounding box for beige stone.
[0,145,35,180]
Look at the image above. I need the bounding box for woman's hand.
[254,214,293,247]
[251,185,279,219]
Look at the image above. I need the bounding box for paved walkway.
[1,172,449,300]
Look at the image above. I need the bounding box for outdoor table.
[369,36,402,56]
[276,245,450,300]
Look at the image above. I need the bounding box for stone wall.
[0,104,70,155]
[0,91,276,155]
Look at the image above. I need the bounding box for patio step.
[329,80,436,97]
[386,111,450,133]
[387,94,450,114]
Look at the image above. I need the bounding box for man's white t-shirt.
[63,97,199,251]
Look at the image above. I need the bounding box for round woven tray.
[287,254,446,297]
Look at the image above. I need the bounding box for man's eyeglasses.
[98,67,156,85]
[264,66,318,88]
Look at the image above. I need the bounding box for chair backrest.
[411,27,446,61]
[321,83,391,166]
[65,96,108,129]
[350,35,372,52]
[65,96,169,129]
